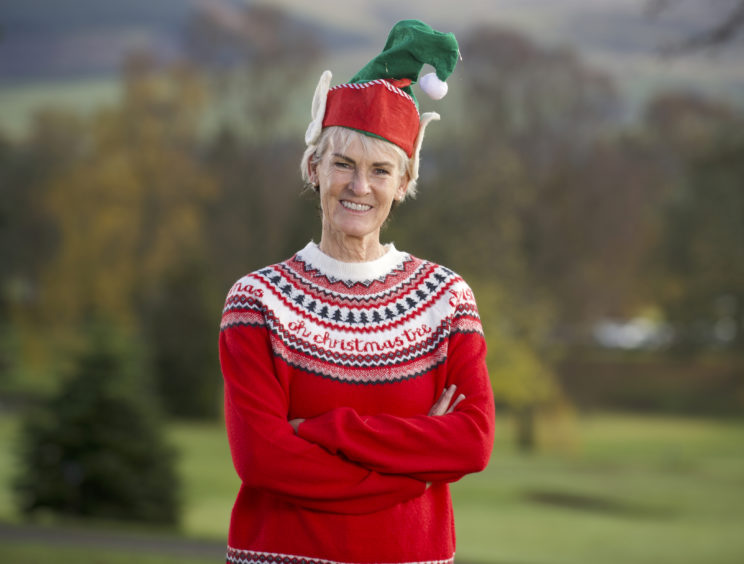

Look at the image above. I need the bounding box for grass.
[168,421,239,540]
[1,411,743,563]
[0,544,209,564]
[451,413,744,564]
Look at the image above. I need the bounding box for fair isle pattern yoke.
[221,242,483,385]
[226,547,455,564]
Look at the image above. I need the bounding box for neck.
[319,230,385,263]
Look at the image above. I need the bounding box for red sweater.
[220,242,495,564]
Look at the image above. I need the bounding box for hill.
[0,0,742,136]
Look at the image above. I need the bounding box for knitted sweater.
[219,242,495,564]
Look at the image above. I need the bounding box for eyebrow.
[332,153,395,168]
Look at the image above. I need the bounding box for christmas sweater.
[219,242,495,564]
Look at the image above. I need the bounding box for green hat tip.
[350,19,459,105]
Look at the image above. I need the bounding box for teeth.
[342,201,371,211]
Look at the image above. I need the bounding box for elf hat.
[305,19,459,165]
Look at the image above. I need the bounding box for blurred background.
[0,1,742,563]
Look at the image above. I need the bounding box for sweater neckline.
[297,241,408,283]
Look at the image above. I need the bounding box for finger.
[288,418,305,433]
[445,394,466,414]
[436,385,457,414]
[429,386,447,416]
[429,385,457,416]
[442,384,456,403]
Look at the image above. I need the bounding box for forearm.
[296,401,493,482]
[296,333,495,482]
[221,326,426,514]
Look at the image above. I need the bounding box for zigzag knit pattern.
[226,547,455,564]
[221,242,483,385]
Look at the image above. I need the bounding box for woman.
[219,20,495,564]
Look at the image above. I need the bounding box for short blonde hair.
[300,127,419,199]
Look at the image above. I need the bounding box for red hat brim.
[322,80,420,157]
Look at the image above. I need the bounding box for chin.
[340,229,375,240]
[335,220,377,239]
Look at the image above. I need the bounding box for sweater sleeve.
[296,326,496,484]
[220,320,427,515]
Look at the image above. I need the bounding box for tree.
[644,92,744,350]
[0,133,55,317]
[10,55,218,394]
[144,258,221,419]
[184,2,322,137]
[647,0,744,51]
[390,24,680,448]
[190,3,325,281]
[5,3,323,411]
[14,323,180,524]
[390,26,616,448]
[0,112,87,394]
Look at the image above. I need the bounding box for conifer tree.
[14,324,180,524]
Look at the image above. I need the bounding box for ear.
[307,154,319,185]
[395,173,410,201]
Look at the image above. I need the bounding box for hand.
[428,385,465,416]
[289,418,305,434]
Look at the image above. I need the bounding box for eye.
[334,161,352,170]
[374,167,391,176]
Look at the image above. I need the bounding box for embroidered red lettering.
[449,288,475,307]
[233,282,264,298]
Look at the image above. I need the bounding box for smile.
[341,201,372,212]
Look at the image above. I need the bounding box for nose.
[349,171,371,195]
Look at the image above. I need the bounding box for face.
[310,133,408,247]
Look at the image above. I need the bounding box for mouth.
[341,200,373,212]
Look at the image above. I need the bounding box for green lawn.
[168,421,239,540]
[0,544,209,564]
[452,413,744,563]
[1,411,743,563]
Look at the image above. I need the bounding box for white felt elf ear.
[304,70,332,146]
[407,111,440,198]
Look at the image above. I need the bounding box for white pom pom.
[419,72,448,100]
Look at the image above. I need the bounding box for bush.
[13,325,181,524]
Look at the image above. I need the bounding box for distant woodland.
[1,5,742,438]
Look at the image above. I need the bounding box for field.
[0,411,743,563]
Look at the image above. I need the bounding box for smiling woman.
[309,126,409,262]
[218,19,495,564]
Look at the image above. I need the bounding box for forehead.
[325,128,401,166]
